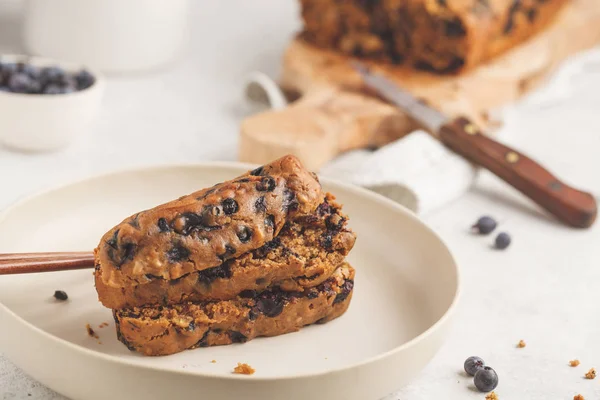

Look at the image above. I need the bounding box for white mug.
[22,0,191,74]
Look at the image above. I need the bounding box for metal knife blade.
[351,61,449,133]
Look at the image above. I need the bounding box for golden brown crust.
[95,197,356,309]
[114,264,355,356]
[94,155,324,287]
[300,0,568,74]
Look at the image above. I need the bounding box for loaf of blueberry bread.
[114,263,355,356]
[96,194,356,309]
[94,155,324,289]
[300,0,568,74]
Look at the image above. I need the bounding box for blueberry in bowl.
[0,54,104,152]
[0,60,96,95]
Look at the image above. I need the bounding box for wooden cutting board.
[239,0,600,171]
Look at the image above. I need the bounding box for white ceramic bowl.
[0,54,104,152]
[0,163,460,400]
[23,0,191,73]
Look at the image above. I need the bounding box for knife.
[352,61,597,229]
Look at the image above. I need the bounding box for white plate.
[0,163,460,400]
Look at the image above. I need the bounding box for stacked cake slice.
[93,155,357,356]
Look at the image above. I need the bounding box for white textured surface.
[1,0,600,399]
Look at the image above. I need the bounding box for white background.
[1,0,600,399]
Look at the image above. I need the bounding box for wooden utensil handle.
[0,252,95,275]
[239,88,414,171]
[439,117,598,229]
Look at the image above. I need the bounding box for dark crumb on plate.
[98,322,109,328]
[233,363,255,375]
[86,323,99,339]
[53,290,68,301]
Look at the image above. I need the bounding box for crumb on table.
[98,322,109,328]
[570,359,581,367]
[480,111,490,123]
[585,368,596,379]
[86,323,99,339]
[485,392,498,400]
[210,360,216,364]
[574,395,585,400]
[517,340,526,348]
[233,363,255,375]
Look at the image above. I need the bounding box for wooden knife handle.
[438,117,597,228]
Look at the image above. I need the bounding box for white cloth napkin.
[243,47,600,215]
[318,132,479,215]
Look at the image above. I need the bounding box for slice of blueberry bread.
[94,155,324,288]
[300,0,568,74]
[114,263,355,356]
[95,194,356,309]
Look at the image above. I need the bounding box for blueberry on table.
[464,356,485,376]
[494,232,511,250]
[474,366,499,392]
[471,216,497,234]
[53,290,68,301]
